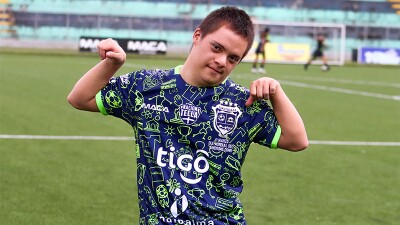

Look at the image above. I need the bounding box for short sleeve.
[96,73,135,124]
[249,100,281,149]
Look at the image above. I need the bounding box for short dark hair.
[197,6,255,59]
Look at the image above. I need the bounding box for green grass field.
[0,49,399,225]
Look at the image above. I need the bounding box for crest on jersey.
[212,101,242,137]
[179,103,201,125]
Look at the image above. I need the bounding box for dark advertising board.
[79,36,167,55]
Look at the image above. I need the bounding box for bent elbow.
[289,137,309,152]
[67,93,98,112]
[279,136,308,152]
[67,94,84,110]
[291,140,308,152]
[279,131,309,152]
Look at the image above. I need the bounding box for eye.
[212,43,221,52]
[228,55,240,64]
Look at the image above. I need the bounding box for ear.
[192,28,201,44]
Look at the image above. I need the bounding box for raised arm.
[246,77,308,151]
[67,38,126,111]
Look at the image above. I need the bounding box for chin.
[204,78,225,87]
[199,67,226,86]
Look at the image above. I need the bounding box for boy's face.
[188,26,248,87]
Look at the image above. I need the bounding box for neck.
[180,60,200,87]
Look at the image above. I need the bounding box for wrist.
[103,57,124,69]
[270,84,283,103]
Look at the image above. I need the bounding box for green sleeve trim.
[271,125,281,149]
[96,91,108,115]
[174,65,183,74]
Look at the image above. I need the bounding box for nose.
[214,54,226,68]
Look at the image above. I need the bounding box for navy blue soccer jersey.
[96,65,281,225]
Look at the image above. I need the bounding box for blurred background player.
[251,27,270,74]
[304,35,330,71]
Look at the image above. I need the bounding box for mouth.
[208,66,223,74]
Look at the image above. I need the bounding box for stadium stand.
[3,0,400,59]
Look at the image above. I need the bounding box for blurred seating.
[4,0,400,50]
[8,0,399,26]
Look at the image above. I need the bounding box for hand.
[97,38,126,65]
[245,77,280,107]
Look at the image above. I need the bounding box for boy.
[68,6,308,225]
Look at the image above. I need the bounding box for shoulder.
[131,68,174,78]
[126,68,175,83]
[224,78,250,97]
[132,68,176,91]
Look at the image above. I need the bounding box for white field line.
[279,76,400,88]
[279,80,400,101]
[309,140,400,146]
[0,134,134,141]
[124,63,151,69]
[0,135,399,146]
[124,63,169,70]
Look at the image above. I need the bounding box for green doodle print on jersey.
[96,65,281,225]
